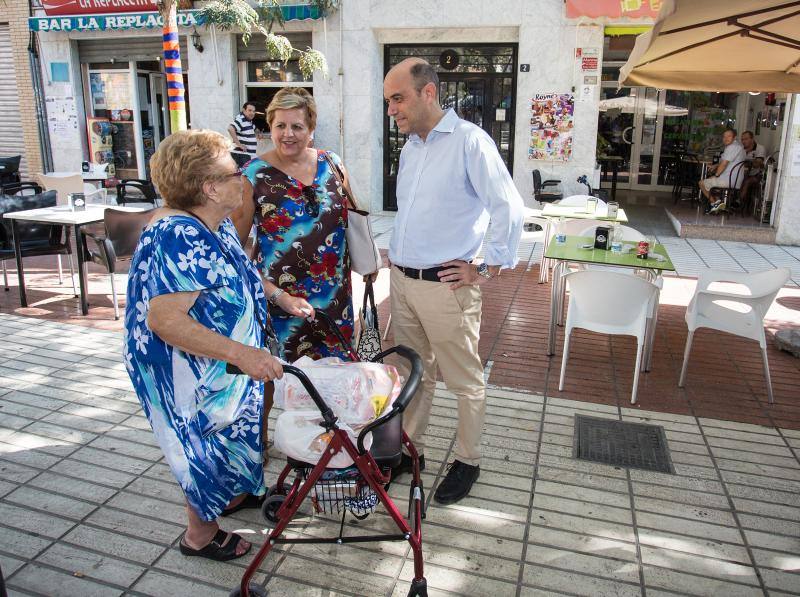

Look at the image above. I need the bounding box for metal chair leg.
[678,330,694,387]
[110,272,119,320]
[631,340,645,404]
[760,344,774,404]
[645,300,659,372]
[57,255,63,284]
[558,328,572,391]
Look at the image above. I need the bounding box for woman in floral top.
[233,88,356,362]
[124,130,293,562]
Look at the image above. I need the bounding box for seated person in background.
[739,130,767,211]
[699,128,746,214]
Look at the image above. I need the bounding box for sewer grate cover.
[573,415,674,474]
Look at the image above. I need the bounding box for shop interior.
[597,33,788,236]
[83,58,189,182]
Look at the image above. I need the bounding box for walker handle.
[372,345,422,413]
[356,344,422,454]
[224,363,337,427]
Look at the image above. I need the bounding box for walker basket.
[300,465,379,518]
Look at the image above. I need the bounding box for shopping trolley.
[227,311,427,597]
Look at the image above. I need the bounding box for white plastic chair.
[552,219,622,325]
[678,267,791,403]
[576,224,662,371]
[559,270,659,404]
[35,174,93,206]
[555,194,608,209]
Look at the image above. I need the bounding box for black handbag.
[356,279,382,362]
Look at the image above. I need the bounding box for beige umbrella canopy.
[619,0,800,92]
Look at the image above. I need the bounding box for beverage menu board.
[111,121,138,180]
[86,117,116,178]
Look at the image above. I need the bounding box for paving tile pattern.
[1,315,800,596]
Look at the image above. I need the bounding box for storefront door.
[383,43,517,210]
[149,73,169,145]
[598,86,675,192]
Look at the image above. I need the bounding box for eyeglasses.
[216,167,243,181]
[301,184,319,217]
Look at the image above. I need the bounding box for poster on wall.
[528,93,574,161]
[45,96,78,146]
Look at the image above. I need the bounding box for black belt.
[395,264,446,282]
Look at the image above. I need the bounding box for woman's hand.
[276,292,315,319]
[233,346,283,381]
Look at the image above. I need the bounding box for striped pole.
[162,2,187,132]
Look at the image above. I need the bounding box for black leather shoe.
[390,453,425,482]
[433,460,480,505]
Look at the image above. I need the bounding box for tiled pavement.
[1,314,799,596]
[2,213,800,430]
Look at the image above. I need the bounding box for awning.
[619,0,800,92]
[29,4,321,33]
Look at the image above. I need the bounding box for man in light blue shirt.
[384,58,524,504]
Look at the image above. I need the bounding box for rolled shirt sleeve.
[465,130,525,269]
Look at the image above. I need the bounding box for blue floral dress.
[243,150,354,361]
[123,215,268,522]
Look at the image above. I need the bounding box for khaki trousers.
[390,267,485,465]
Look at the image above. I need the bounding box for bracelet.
[268,288,285,304]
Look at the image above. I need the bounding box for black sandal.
[220,493,265,517]
[179,529,250,562]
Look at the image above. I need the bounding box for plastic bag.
[274,357,402,428]
[274,410,371,468]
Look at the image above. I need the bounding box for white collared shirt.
[389,109,524,270]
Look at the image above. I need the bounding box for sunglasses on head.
[301,184,319,217]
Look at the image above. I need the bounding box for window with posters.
[88,69,139,179]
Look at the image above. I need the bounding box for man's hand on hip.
[439,260,491,290]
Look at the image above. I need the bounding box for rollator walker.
[228,312,428,597]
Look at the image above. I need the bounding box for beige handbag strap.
[323,152,369,216]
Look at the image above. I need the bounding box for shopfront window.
[88,70,138,180]
[247,60,304,83]
[238,34,313,135]
[599,33,739,191]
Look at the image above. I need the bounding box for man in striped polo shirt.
[228,102,259,157]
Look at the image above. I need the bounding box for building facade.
[1,0,44,179]
[23,0,800,245]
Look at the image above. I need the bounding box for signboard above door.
[566,0,660,19]
[41,0,193,16]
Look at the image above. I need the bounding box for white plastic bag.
[274,356,402,428]
[274,410,372,468]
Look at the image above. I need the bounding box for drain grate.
[573,415,674,474]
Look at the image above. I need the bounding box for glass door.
[630,87,665,188]
[598,86,635,190]
[440,78,486,129]
[149,73,169,145]
[598,86,686,192]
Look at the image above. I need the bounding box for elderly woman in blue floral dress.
[124,130,309,561]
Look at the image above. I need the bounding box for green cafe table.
[536,204,629,284]
[543,235,676,370]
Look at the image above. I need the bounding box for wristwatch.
[476,263,493,280]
